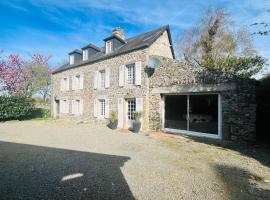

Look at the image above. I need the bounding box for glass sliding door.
[164,94,219,135]
[189,94,218,134]
[165,95,187,130]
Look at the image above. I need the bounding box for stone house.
[52,25,256,142]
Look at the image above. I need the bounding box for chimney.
[112,27,125,40]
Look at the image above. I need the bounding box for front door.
[126,99,136,129]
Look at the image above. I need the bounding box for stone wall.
[221,80,256,141]
[148,31,174,59]
[148,56,257,142]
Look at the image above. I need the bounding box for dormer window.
[70,55,74,65]
[106,40,113,54]
[83,49,88,61]
[68,49,82,65]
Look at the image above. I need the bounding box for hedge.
[0,96,34,120]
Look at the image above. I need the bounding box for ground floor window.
[73,99,80,114]
[60,99,69,114]
[72,99,83,115]
[99,99,106,118]
[164,94,219,135]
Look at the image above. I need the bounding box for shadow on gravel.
[214,164,270,200]
[0,141,134,200]
[180,135,270,168]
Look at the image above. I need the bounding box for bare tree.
[176,8,265,78]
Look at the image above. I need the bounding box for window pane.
[165,95,187,130]
[126,64,135,85]
[99,99,105,117]
[127,99,136,120]
[189,94,218,134]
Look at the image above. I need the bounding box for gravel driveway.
[0,120,269,200]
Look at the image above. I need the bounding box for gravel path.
[0,120,269,200]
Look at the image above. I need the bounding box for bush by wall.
[30,108,51,119]
[0,96,34,120]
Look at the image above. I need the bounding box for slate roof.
[68,49,82,55]
[81,43,101,51]
[53,25,174,74]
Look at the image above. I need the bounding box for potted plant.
[108,111,118,130]
[132,112,142,133]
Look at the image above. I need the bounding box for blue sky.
[0,0,269,75]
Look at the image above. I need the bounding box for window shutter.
[66,100,69,113]
[71,100,75,114]
[135,61,142,85]
[72,76,75,90]
[136,98,143,130]
[79,75,84,90]
[93,99,98,117]
[119,65,124,87]
[79,99,83,115]
[60,100,63,113]
[136,98,143,112]
[60,79,64,91]
[105,98,109,118]
[94,71,98,89]
[105,68,110,88]
[66,77,70,91]
[117,98,123,128]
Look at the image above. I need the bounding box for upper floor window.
[83,50,88,61]
[99,70,106,89]
[94,68,110,89]
[61,77,69,91]
[106,40,113,54]
[126,64,135,85]
[70,55,74,65]
[72,75,84,90]
[119,61,141,87]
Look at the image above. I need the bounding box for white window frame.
[60,99,69,114]
[61,77,69,92]
[106,40,113,54]
[125,63,135,85]
[99,99,106,118]
[99,70,106,89]
[72,75,83,90]
[83,49,88,61]
[127,99,136,120]
[72,98,83,115]
[161,93,222,139]
[70,55,74,65]
[75,75,80,90]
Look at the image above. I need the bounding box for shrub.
[109,111,118,123]
[0,96,34,120]
[29,108,50,119]
[134,112,142,124]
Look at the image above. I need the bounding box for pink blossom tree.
[0,50,52,102]
[0,52,27,95]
